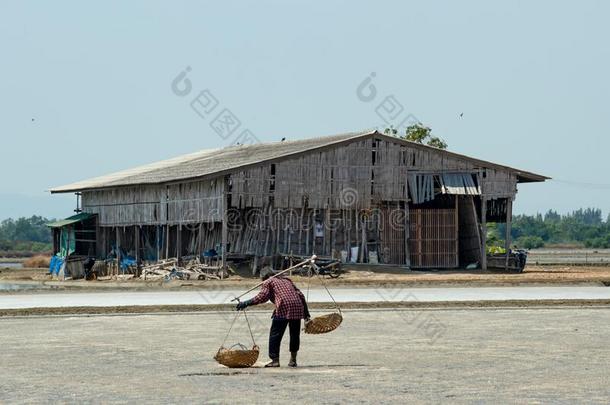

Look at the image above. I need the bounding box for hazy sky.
[1,0,609,220]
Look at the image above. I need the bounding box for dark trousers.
[269,319,301,360]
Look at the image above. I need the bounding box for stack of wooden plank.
[139,257,226,280]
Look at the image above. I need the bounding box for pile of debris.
[140,257,229,281]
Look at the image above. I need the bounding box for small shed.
[47,213,98,278]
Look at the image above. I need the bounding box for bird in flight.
[281,137,286,141]
[459,113,463,118]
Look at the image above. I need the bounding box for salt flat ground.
[2,308,610,404]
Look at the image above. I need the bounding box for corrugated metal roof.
[50,130,548,193]
[50,131,374,193]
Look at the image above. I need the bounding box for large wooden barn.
[50,130,547,271]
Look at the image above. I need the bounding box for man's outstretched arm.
[236,282,271,310]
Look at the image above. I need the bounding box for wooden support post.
[116,227,121,277]
[284,219,289,255]
[404,201,410,267]
[264,205,271,256]
[298,206,305,255]
[470,196,482,264]
[329,210,335,258]
[505,198,513,271]
[163,189,169,260]
[221,177,229,270]
[305,209,310,255]
[198,223,203,256]
[221,216,228,268]
[177,223,181,260]
[287,223,292,255]
[311,208,316,255]
[349,210,360,263]
[454,196,459,268]
[360,216,368,263]
[417,209,422,267]
[94,220,101,258]
[481,197,487,270]
[156,225,160,262]
[135,225,140,276]
[343,209,349,257]
[275,209,280,254]
[98,227,105,259]
[251,255,259,276]
[325,208,331,257]
[165,224,170,260]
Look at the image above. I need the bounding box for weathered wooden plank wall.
[82,186,165,226]
[82,179,223,226]
[167,179,223,224]
[481,169,517,198]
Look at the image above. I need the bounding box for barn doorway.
[408,197,459,269]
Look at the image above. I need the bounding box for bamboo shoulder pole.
[231,255,317,302]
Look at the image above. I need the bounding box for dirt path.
[2,299,610,317]
[3,264,610,292]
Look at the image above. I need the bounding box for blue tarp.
[120,256,137,270]
[49,255,64,276]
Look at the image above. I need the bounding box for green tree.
[544,210,561,223]
[516,236,545,249]
[508,208,610,248]
[384,124,448,150]
[0,216,54,254]
[0,216,53,245]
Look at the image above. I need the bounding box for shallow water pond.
[0,262,23,269]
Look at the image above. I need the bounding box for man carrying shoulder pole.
[236,267,311,367]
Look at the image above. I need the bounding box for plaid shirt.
[250,277,309,320]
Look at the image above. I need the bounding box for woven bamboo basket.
[214,344,259,368]
[304,313,343,334]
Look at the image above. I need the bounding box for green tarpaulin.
[59,228,75,257]
[47,212,95,228]
[47,213,95,257]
